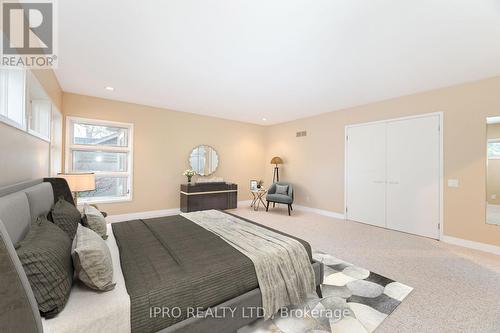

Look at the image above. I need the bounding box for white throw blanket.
[180,210,315,319]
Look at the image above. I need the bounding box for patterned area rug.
[239,252,413,333]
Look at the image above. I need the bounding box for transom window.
[488,139,500,159]
[66,117,133,203]
[0,68,26,129]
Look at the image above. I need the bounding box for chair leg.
[290,204,293,211]
[287,204,291,216]
[273,202,276,208]
[266,201,270,212]
[316,285,323,298]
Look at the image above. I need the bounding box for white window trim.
[65,116,134,204]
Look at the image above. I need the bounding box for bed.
[0,179,323,333]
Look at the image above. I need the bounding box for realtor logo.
[1,0,58,68]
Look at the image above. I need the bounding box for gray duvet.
[112,213,313,333]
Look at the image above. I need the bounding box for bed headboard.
[0,179,56,333]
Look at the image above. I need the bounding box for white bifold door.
[346,115,441,239]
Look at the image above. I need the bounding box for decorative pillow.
[82,205,108,240]
[275,184,289,196]
[72,225,115,292]
[15,216,73,318]
[51,197,81,241]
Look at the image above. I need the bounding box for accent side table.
[250,189,267,211]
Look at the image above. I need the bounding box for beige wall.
[0,123,50,187]
[487,159,500,205]
[0,69,62,187]
[62,93,266,215]
[265,76,500,247]
[31,69,63,110]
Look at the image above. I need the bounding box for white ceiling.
[56,0,500,125]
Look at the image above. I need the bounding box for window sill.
[28,129,51,142]
[77,196,132,206]
[0,116,53,143]
[0,115,25,132]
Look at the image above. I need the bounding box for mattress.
[111,214,313,333]
[42,224,131,333]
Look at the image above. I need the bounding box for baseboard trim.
[238,200,252,207]
[107,202,252,223]
[293,205,345,220]
[106,202,345,222]
[106,208,181,223]
[441,235,500,256]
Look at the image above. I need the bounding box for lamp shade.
[58,173,96,192]
[270,156,283,165]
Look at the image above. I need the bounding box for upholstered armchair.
[266,182,294,216]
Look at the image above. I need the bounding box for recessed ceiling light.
[262,118,267,121]
[105,86,114,91]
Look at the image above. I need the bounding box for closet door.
[346,123,387,227]
[386,116,440,239]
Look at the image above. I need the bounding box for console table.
[180,182,238,213]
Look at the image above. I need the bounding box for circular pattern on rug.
[320,296,351,314]
[321,285,353,299]
[346,280,384,298]
[342,266,370,280]
[384,282,414,301]
[324,272,357,287]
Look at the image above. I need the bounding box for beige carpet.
[229,206,500,333]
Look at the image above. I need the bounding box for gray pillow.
[0,220,42,333]
[51,197,80,241]
[15,216,73,318]
[275,184,289,195]
[73,225,115,292]
[83,205,108,240]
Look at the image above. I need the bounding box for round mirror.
[189,145,219,176]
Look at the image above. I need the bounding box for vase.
[187,176,192,183]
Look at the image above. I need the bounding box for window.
[28,73,53,141]
[0,68,26,129]
[28,99,52,140]
[488,139,500,159]
[66,117,133,203]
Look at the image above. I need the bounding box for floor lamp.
[270,156,283,183]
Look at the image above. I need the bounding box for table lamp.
[57,172,96,206]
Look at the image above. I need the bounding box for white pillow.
[73,225,115,292]
[83,204,108,240]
